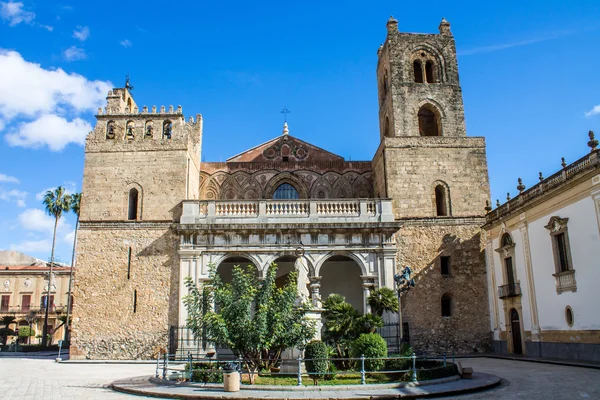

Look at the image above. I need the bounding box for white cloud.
[17,208,71,233]
[0,1,35,26]
[585,105,600,117]
[6,114,91,151]
[10,238,51,253]
[73,25,89,41]
[0,50,111,119]
[0,173,19,183]
[120,39,132,48]
[63,45,86,62]
[63,230,75,244]
[0,187,27,206]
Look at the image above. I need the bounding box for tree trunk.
[42,215,59,348]
[64,217,79,343]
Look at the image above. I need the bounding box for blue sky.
[0,0,599,263]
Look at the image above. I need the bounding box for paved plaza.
[0,356,598,399]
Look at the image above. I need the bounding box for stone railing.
[180,198,395,225]
[498,282,522,299]
[486,150,599,225]
[554,270,577,294]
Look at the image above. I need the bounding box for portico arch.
[318,254,364,313]
[216,255,258,283]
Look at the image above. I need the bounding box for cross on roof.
[280,106,291,123]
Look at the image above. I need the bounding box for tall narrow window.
[418,105,441,136]
[504,256,515,285]
[41,295,55,312]
[127,247,132,279]
[21,294,31,313]
[545,216,576,293]
[425,61,436,83]
[163,120,173,139]
[435,185,448,216]
[0,295,9,312]
[273,183,299,200]
[555,233,569,272]
[384,116,390,137]
[133,290,137,313]
[128,188,138,220]
[440,256,451,276]
[441,294,452,317]
[413,60,423,83]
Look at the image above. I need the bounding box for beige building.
[71,18,492,359]
[0,250,72,345]
[483,133,600,362]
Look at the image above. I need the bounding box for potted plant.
[222,362,240,392]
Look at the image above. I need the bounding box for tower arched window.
[384,116,391,137]
[273,183,299,200]
[163,120,172,139]
[434,184,450,216]
[106,120,116,139]
[418,105,441,136]
[441,293,452,317]
[128,188,138,220]
[425,61,436,83]
[413,60,424,83]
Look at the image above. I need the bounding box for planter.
[223,371,240,392]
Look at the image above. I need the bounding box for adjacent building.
[0,250,72,345]
[483,134,600,362]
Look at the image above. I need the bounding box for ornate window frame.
[545,216,576,293]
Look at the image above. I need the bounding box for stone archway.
[216,256,258,283]
[319,255,364,313]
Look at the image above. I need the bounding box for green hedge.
[350,333,387,372]
[186,362,225,383]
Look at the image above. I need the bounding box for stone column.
[309,276,322,308]
[360,276,375,314]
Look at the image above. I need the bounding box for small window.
[384,116,391,137]
[441,294,452,317]
[106,120,116,139]
[127,247,132,279]
[555,232,569,272]
[504,256,515,285]
[128,188,138,220]
[435,185,448,216]
[413,60,423,83]
[501,233,513,247]
[425,61,436,83]
[282,156,289,162]
[133,289,137,313]
[40,295,55,312]
[273,183,299,200]
[163,120,173,139]
[440,256,450,276]
[565,306,574,327]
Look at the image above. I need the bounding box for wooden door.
[510,308,522,354]
[22,294,31,313]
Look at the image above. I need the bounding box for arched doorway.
[216,256,258,283]
[319,255,363,312]
[510,308,522,354]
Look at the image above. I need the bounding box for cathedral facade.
[71,18,491,359]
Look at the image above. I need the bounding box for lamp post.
[394,266,415,343]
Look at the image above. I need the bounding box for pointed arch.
[418,103,443,137]
[264,173,309,199]
[310,177,333,199]
[332,176,352,199]
[352,175,373,198]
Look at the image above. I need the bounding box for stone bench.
[457,361,473,379]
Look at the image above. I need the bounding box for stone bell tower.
[70,85,202,359]
[372,18,492,354]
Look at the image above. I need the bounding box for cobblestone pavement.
[0,356,598,399]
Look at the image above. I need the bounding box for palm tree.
[1,315,16,329]
[1,316,16,345]
[367,287,399,317]
[64,192,81,343]
[42,186,72,348]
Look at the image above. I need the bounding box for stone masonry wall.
[383,137,490,219]
[397,220,490,354]
[70,225,179,359]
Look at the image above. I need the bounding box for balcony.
[180,198,395,225]
[498,283,522,299]
[0,306,67,315]
[553,270,577,294]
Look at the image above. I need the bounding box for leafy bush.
[304,340,329,383]
[385,343,414,372]
[187,362,225,383]
[350,333,387,372]
[18,326,35,337]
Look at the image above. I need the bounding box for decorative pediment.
[545,216,569,233]
[227,134,344,163]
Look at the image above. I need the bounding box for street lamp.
[394,266,415,343]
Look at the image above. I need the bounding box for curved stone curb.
[111,372,501,399]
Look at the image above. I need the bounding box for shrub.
[187,362,224,383]
[351,333,387,372]
[18,326,35,337]
[304,340,329,383]
[385,343,414,372]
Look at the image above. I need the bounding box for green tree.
[367,287,398,317]
[304,340,329,384]
[184,263,315,383]
[64,192,81,342]
[42,186,72,348]
[351,333,388,372]
[322,294,360,360]
[0,316,16,345]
